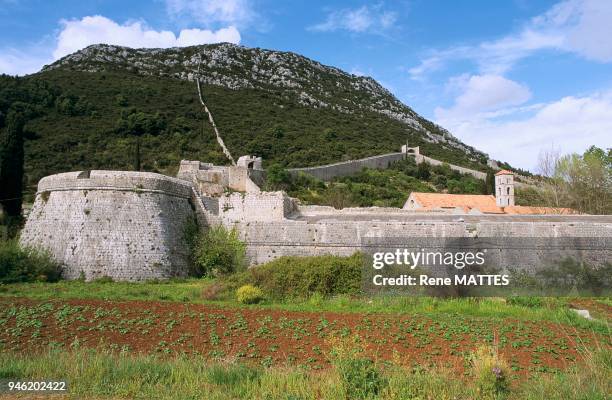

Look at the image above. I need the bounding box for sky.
[1,0,611,171]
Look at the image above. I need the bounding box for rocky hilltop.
[43,43,484,161]
[2,43,499,194]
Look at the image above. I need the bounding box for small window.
[507,187,510,195]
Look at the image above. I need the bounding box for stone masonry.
[19,158,612,281]
[20,171,196,281]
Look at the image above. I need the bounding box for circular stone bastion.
[19,170,196,281]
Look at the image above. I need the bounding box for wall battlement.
[37,170,193,199]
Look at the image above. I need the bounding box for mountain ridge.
[0,42,511,199]
[42,43,486,162]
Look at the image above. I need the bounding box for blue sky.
[1,0,611,170]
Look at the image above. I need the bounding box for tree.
[416,161,431,180]
[133,136,141,171]
[116,109,166,171]
[484,170,495,195]
[265,164,292,191]
[556,146,611,214]
[0,111,25,217]
[536,146,611,214]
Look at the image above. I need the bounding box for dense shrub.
[0,240,61,283]
[329,336,386,399]
[470,345,509,398]
[337,357,384,399]
[223,253,363,300]
[506,296,543,308]
[509,258,612,296]
[194,226,246,277]
[236,284,264,304]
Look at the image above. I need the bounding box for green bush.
[0,240,61,283]
[194,226,246,277]
[336,357,385,400]
[236,284,264,304]
[223,253,363,300]
[470,345,509,398]
[507,296,543,308]
[328,336,387,399]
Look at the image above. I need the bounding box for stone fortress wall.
[20,171,196,281]
[287,152,407,181]
[19,158,612,281]
[287,146,488,181]
[209,194,612,268]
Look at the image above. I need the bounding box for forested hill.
[3,43,496,196]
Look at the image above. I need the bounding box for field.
[0,280,610,399]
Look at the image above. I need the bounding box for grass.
[0,278,206,303]
[0,347,609,399]
[0,279,609,333]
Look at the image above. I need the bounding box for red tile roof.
[495,169,514,176]
[407,192,576,215]
[408,193,501,213]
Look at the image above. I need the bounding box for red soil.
[0,297,608,377]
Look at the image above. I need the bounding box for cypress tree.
[0,110,25,217]
[416,161,431,180]
[484,170,495,195]
[133,136,141,171]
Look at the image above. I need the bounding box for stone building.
[404,169,572,215]
[495,170,515,207]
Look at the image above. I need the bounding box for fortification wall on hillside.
[288,152,407,180]
[287,151,489,181]
[19,171,196,281]
[416,155,487,180]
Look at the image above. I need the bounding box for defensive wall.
[288,152,407,181]
[287,146,488,181]
[20,171,196,281]
[194,191,612,269]
[234,216,612,268]
[19,164,612,281]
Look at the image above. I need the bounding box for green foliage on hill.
[267,157,489,208]
[2,56,494,199]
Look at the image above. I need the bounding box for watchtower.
[495,170,515,207]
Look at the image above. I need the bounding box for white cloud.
[409,0,612,79]
[0,48,52,76]
[309,5,397,33]
[436,74,532,118]
[165,0,254,27]
[543,0,612,62]
[53,16,240,60]
[435,90,612,170]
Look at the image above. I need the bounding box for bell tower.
[495,170,515,207]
